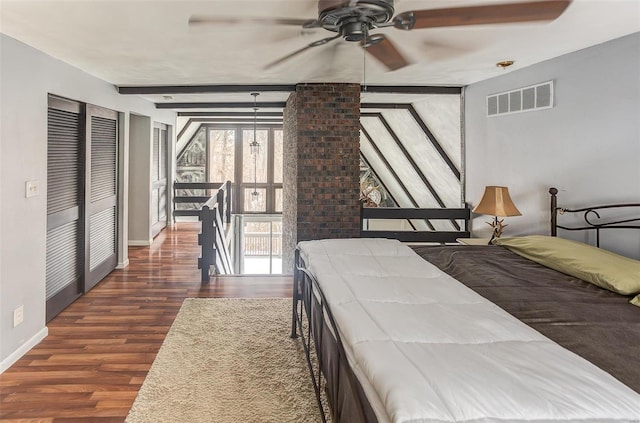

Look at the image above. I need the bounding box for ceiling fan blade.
[264,34,341,69]
[189,15,319,27]
[361,34,410,71]
[394,1,571,30]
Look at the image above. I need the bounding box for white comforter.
[298,238,640,423]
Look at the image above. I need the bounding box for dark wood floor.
[0,223,292,422]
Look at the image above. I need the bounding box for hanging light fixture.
[250,92,260,155]
[361,23,369,92]
[250,92,260,206]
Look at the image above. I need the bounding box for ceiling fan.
[189,0,571,71]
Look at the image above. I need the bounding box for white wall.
[128,115,153,245]
[0,34,176,371]
[465,33,640,258]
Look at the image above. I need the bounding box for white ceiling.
[1,0,639,107]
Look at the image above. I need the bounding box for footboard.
[291,249,378,423]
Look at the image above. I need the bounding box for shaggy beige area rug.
[125,298,322,423]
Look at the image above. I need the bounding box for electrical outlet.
[25,180,40,198]
[13,305,24,328]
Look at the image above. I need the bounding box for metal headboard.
[549,187,640,247]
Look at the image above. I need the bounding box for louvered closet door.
[85,105,118,292]
[46,97,84,322]
[151,123,168,237]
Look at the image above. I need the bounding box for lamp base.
[486,216,508,245]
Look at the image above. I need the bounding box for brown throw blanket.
[411,245,640,393]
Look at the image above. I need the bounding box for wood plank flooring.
[0,223,292,422]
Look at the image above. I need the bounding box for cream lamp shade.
[473,186,521,217]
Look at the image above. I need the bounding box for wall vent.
[487,81,554,117]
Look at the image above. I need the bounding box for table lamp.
[473,186,521,244]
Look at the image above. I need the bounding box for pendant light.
[250,92,260,155]
[250,92,260,206]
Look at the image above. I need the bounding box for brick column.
[282,83,361,273]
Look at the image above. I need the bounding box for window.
[176,128,206,183]
[273,130,283,184]
[176,124,283,214]
[209,129,236,183]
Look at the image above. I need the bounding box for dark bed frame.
[292,249,377,423]
[549,187,640,245]
[292,188,640,423]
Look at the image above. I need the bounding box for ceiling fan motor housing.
[318,0,395,41]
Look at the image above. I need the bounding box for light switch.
[25,180,40,198]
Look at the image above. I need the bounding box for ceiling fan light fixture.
[496,60,515,69]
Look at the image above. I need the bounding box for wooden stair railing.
[173,181,232,224]
[198,201,233,280]
[174,181,233,281]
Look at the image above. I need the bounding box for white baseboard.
[128,240,152,246]
[116,259,130,269]
[0,327,48,374]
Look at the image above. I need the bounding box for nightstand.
[456,237,493,246]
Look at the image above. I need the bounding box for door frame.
[152,122,169,237]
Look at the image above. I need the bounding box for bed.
[290,188,640,423]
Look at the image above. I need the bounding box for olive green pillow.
[631,295,640,308]
[495,235,640,296]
